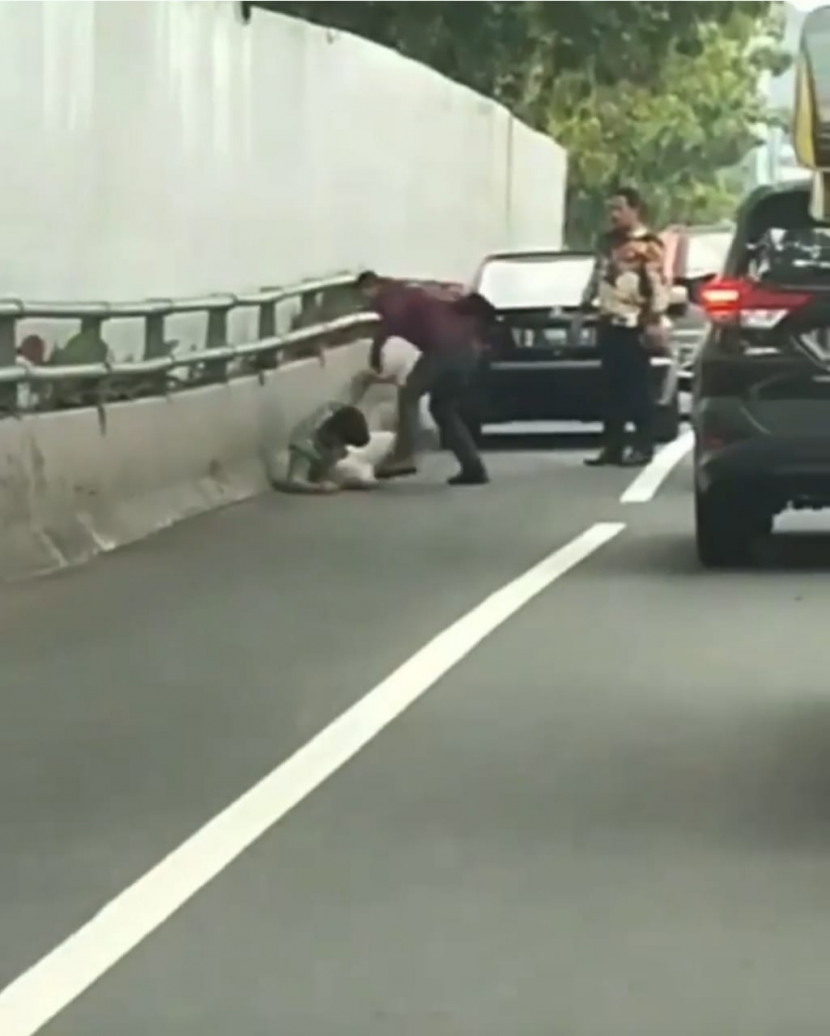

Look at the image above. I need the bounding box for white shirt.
[380,336,420,386]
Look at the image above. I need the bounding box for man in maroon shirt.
[357,271,489,486]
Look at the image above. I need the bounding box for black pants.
[390,349,485,474]
[597,323,654,457]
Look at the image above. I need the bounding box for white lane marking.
[621,429,694,505]
[0,521,625,1036]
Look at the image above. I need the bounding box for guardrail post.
[80,315,104,338]
[258,301,276,340]
[206,310,228,352]
[0,314,18,412]
[144,314,167,359]
[256,301,278,370]
[299,292,318,328]
[204,305,231,383]
[0,315,16,367]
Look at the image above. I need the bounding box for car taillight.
[698,278,812,330]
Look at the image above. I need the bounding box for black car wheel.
[695,483,770,569]
[654,392,681,444]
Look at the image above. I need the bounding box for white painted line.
[621,429,694,505]
[0,521,625,1036]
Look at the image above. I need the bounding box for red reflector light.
[698,278,812,326]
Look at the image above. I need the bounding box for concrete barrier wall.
[0,0,566,580]
[0,0,566,306]
[0,345,375,581]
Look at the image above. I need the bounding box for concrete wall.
[0,1,566,579]
[0,0,566,308]
[0,343,378,582]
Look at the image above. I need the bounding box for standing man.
[578,187,670,468]
[357,272,489,487]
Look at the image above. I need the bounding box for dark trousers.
[390,349,485,474]
[597,323,654,457]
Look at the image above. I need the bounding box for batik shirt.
[581,226,670,328]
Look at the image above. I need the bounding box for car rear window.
[478,256,593,310]
[739,188,830,283]
[752,226,830,284]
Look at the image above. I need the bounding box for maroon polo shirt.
[368,282,475,371]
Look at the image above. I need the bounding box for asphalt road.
[4,429,830,1035]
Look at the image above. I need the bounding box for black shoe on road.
[621,450,654,469]
[448,469,490,487]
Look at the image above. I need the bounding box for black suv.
[693,181,830,567]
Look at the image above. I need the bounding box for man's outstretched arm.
[368,323,390,373]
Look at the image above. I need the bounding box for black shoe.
[448,468,490,487]
[621,449,654,468]
[584,451,623,468]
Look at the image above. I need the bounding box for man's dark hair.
[319,405,371,449]
[612,186,645,214]
[356,270,381,290]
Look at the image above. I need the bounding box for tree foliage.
[258,2,789,241]
[551,10,791,243]
[262,2,774,118]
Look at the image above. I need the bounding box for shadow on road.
[567,698,830,852]
[599,529,830,577]
[755,533,830,572]
[482,432,601,454]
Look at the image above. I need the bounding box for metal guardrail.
[0,273,378,412]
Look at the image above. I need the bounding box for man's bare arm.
[368,326,389,373]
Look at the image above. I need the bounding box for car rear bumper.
[695,401,830,503]
[481,356,678,424]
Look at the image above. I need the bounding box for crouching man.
[271,402,395,494]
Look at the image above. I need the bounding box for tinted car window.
[735,187,830,278]
[752,226,830,283]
